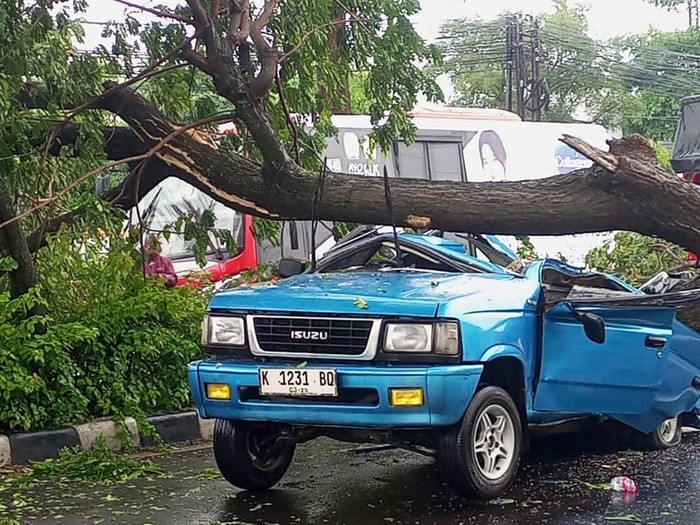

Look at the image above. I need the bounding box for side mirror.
[572,310,606,344]
[278,258,306,278]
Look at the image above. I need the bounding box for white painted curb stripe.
[72,417,140,451]
[0,435,11,467]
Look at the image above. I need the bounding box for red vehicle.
[130,177,260,288]
[174,215,258,288]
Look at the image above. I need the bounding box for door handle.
[645,336,667,349]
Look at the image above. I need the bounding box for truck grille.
[252,316,374,356]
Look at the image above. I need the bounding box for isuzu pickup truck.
[188,229,700,499]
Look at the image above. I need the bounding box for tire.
[635,416,682,451]
[213,419,296,491]
[438,386,523,500]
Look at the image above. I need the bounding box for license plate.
[258,368,337,397]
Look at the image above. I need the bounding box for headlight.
[203,315,246,346]
[383,321,460,355]
[384,323,433,353]
[434,322,460,355]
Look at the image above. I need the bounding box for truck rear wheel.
[635,416,682,450]
[213,419,295,491]
[438,386,522,500]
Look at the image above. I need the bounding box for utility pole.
[528,16,543,121]
[503,14,548,121]
[515,17,526,120]
[690,0,699,28]
[505,16,515,113]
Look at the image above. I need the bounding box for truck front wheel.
[438,386,523,499]
[213,419,295,491]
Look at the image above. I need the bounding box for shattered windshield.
[129,177,245,261]
[315,236,494,274]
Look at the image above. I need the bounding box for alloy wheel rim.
[471,404,516,481]
[659,417,678,443]
[246,428,285,470]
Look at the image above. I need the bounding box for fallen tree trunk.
[92,83,700,255]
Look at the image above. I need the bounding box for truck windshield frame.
[313,234,497,275]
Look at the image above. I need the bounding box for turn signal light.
[206,383,231,400]
[389,388,424,407]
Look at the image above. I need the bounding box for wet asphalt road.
[2,429,700,525]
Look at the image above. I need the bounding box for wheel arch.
[477,355,528,431]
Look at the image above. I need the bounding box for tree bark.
[0,176,39,299]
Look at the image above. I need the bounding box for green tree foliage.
[611,29,700,141]
[435,0,700,141]
[0,0,445,432]
[644,0,688,9]
[435,1,619,125]
[0,232,208,433]
[585,232,686,286]
[271,0,443,150]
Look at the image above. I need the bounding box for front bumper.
[189,360,483,428]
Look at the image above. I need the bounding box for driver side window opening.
[541,268,631,309]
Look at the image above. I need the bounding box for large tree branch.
[185,0,217,51]
[89,84,700,255]
[17,84,699,263]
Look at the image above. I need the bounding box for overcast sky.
[412,0,688,40]
[80,0,690,47]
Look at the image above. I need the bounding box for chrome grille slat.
[252,317,372,355]
[247,315,381,360]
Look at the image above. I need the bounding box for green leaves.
[0,234,209,433]
[644,0,686,8]
[585,232,685,286]
[354,297,369,309]
[18,436,165,486]
[0,258,18,273]
[271,0,442,153]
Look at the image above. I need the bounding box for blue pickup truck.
[188,228,700,499]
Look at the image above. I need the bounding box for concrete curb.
[0,410,211,467]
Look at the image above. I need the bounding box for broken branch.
[561,134,619,172]
[39,35,196,163]
[0,109,237,232]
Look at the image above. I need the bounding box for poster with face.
[478,130,508,182]
[458,122,612,266]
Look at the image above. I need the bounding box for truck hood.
[209,271,535,317]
